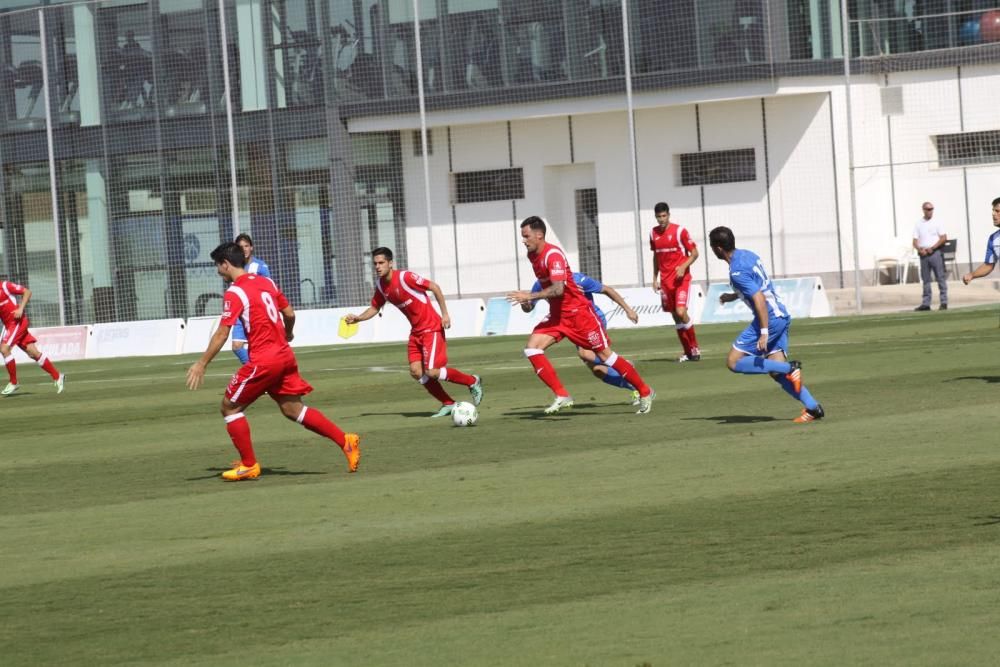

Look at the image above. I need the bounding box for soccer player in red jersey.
[506,216,655,415]
[0,279,65,396]
[650,202,701,361]
[186,242,360,481]
[345,247,483,418]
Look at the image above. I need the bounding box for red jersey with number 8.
[221,273,290,363]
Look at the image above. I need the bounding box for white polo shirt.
[913,217,946,250]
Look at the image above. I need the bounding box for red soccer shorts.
[532,307,610,353]
[660,274,692,312]
[2,317,37,349]
[225,351,313,406]
[408,330,448,370]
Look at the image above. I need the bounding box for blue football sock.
[598,365,634,390]
[733,355,791,375]
[773,374,819,410]
[233,347,249,364]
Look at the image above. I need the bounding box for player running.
[962,196,1000,286]
[344,247,483,418]
[231,233,270,365]
[187,242,360,481]
[650,202,701,361]
[709,226,824,423]
[0,279,65,396]
[507,216,654,415]
[521,270,640,401]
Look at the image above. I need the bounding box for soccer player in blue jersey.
[962,197,1000,286]
[709,226,824,423]
[522,271,640,401]
[232,233,271,364]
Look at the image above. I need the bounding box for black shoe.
[688,354,701,361]
[939,304,948,310]
[914,305,931,311]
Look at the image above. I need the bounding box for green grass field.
[2,308,1000,666]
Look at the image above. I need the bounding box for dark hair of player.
[211,242,246,268]
[372,246,394,261]
[520,216,546,234]
[992,197,1000,208]
[654,202,670,214]
[709,226,736,252]
[234,233,254,247]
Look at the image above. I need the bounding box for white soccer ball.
[451,401,478,427]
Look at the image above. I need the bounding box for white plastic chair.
[873,237,919,285]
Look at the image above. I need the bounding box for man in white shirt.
[912,201,948,311]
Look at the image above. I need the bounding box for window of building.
[679,149,756,186]
[412,129,433,156]
[452,167,524,203]
[934,130,1000,168]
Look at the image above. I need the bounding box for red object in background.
[981,11,1000,42]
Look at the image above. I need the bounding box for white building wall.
[386,68,1000,295]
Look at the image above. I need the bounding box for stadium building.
[1,0,999,326]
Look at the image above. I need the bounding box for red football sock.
[526,351,569,397]
[439,367,475,386]
[684,326,700,355]
[675,326,690,356]
[297,406,347,449]
[36,353,60,380]
[421,377,454,405]
[4,355,16,384]
[224,413,256,467]
[609,353,650,396]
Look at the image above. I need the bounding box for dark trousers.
[919,250,947,306]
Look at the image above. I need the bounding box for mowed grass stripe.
[2,412,998,590]
[2,461,999,666]
[156,543,1000,667]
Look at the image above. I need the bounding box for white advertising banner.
[292,307,379,347]
[88,319,186,358]
[701,278,831,323]
[11,325,90,362]
[181,316,220,354]
[480,284,706,337]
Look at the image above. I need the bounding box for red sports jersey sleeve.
[370,288,386,311]
[221,290,243,327]
[403,270,430,292]
[0,281,25,326]
[680,226,696,252]
[546,250,569,282]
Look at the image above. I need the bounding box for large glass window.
[501,0,568,84]
[1,161,60,326]
[629,0,697,74]
[159,0,214,118]
[271,0,324,108]
[444,0,503,91]
[98,1,155,122]
[0,11,45,132]
[326,0,383,101]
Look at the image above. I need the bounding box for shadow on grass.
[947,376,1000,384]
[502,403,600,420]
[360,412,439,418]
[972,515,1000,526]
[186,467,327,482]
[683,415,780,424]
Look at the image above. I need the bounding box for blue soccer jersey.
[983,230,1000,264]
[532,271,607,328]
[728,249,789,325]
[246,256,270,277]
